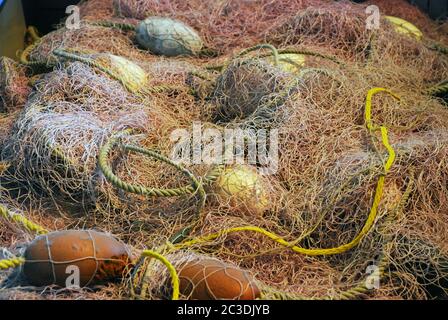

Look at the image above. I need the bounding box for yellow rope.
[140,250,180,300]
[0,204,48,235]
[173,87,399,257]
[0,257,25,270]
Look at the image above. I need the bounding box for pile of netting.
[1,0,448,300]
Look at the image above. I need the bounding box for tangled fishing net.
[1,0,448,300]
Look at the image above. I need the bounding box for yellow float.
[267,53,306,73]
[385,16,423,40]
[214,165,269,215]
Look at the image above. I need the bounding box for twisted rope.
[90,21,137,32]
[1,161,48,235]
[427,42,448,55]
[189,70,214,82]
[53,48,142,94]
[203,164,226,184]
[275,48,344,66]
[99,134,199,197]
[148,84,186,94]
[27,26,41,42]
[19,41,48,68]
[198,47,219,58]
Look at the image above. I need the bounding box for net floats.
[136,17,203,56]
[214,165,270,215]
[131,252,260,300]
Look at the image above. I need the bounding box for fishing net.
[366,0,448,42]
[267,4,448,69]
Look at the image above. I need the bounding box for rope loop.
[139,250,180,300]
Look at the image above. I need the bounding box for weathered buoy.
[267,53,306,74]
[178,256,260,300]
[23,230,131,287]
[0,56,30,113]
[385,16,423,40]
[136,17,203,56]
[214,165,270,215]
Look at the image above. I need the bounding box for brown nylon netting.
[1,0,448,300]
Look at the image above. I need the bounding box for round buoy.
[214,165,270,215]
[23,230,131,287]
[136,17,203,56]
[385,16,423,40]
